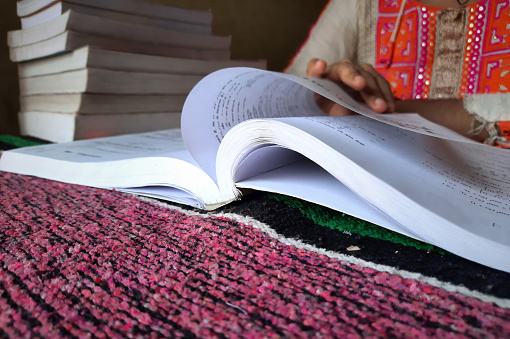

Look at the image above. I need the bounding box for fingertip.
[387,101,396,113]
[373,98,388,113]
[374,98,385,106]
[384,95,395,112]
[351,75,366,89]
[314,59,327,72]
[307,59,326,77]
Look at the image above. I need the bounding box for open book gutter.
[1,67,508,273]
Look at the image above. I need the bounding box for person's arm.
[394,99,487,141]
[396,94,510,146]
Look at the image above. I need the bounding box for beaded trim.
[459,3,486,97]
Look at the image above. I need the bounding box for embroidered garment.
[285,0,510,146]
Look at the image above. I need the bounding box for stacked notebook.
[9,0,266,142]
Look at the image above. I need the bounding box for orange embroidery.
[483,1,510,53]
[499,121,510,139]
[378,66,416,100]
[479,55,510,93]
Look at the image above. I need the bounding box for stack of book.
[8,0,266,142]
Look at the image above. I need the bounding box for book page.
[275,73,476,144]
[181,67,325,181]
[7,129,188,162]
[0,130,224,208]
[224,116,509,271]
[276,116,510,235]
[237,158,423,240]
[182,68,476,182]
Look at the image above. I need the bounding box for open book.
[1,68,509,272]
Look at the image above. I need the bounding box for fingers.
[310,59,394,113]
[359,64,395,112]
[305,58,395,114]
[329,60,367,91]
[333,61,390,113]
[375,76,395,112]
[306,59,327,78]
[307,59,354,116]
[314,93,354,117]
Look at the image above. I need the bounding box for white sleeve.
[464,93,510,146]
[463,93,510,122]
[284,0,358,77]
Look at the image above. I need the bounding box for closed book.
[8,10,230,50]
[19,1,211,34]
[19,68,204,96]
[17,0,212,26]
[18,111,181,142]
[17,46,266,78]
[20,94,188,114]
[10,31,230,62]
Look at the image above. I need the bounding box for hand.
[306,59,395,115]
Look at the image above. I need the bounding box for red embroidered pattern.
[375,0,510,100]
[499,121,510,140]
[479,0,510,93]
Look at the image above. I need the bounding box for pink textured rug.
[1,171,509,337]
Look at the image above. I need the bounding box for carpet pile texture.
[0,171,509,338]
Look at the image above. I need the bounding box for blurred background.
[0,0,328,136]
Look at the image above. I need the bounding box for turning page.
[217,115,510,272]
[181,68,477,182]
[237,158,422,240]
[181,67,324,181]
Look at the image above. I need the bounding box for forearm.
[394,99,487,141]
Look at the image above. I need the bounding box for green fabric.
[266,193,446,254]
[0,135,42,148]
